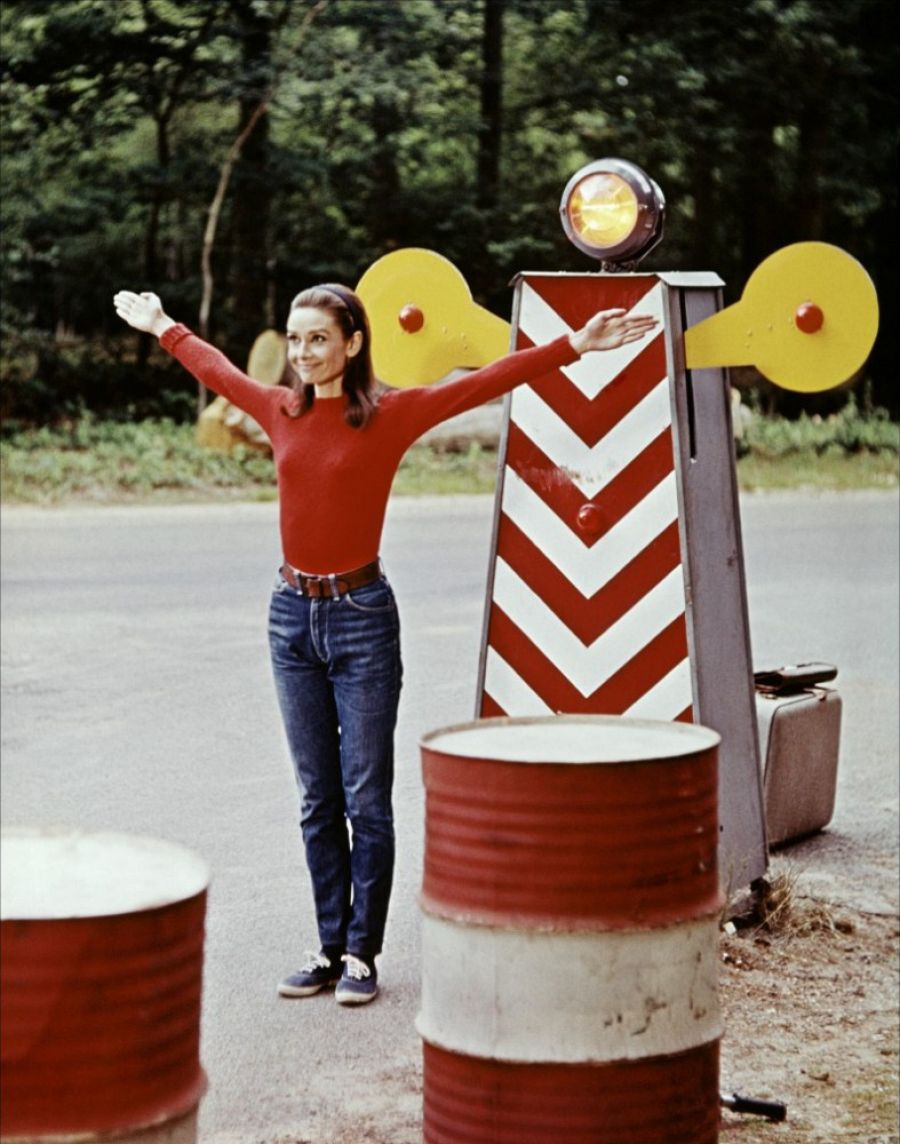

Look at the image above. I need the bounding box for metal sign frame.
[476,271,767,892]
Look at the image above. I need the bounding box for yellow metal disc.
[684,242,879,393]
[356,248,511,388]
[197,329,286,453]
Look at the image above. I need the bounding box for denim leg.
[268,586,351,953]
[333,687,399,960]
[326,580,403,960]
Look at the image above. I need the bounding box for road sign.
[476,271,768,892]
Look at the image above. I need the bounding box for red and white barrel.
[1,829,209,1143]
[418,715,723,1144]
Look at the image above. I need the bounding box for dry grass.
[754,867,840,937]
[729,866,855,943]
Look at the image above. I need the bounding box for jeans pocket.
[272,569,289,593]
[343,579,395,614]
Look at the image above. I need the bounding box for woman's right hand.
[113,291,175,338]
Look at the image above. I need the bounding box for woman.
[113,283,657,1005]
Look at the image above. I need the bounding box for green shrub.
[0,416,276,503]
[1,408,897,505]
[743,397,899,459]
[0,318,198,425]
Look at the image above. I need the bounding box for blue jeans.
[268,571,403,961]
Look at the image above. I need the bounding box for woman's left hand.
[568,308,659,355]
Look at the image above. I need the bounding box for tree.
[477,0,504,214]
[1,0,895,419]
[3,1,225,284]
[227,0,280,349]
[197,0,325,411]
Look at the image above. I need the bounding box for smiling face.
[286,306,363,396]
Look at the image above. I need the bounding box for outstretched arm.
[392,306,660,443]
[112,290,280,428]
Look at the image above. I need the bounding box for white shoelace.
[341,954,371,981]
[300,951,332,973]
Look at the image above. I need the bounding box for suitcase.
[754,664,842,848]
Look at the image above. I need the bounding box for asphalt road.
[2,491,898,1141]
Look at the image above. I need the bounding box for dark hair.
[282,284,380,429]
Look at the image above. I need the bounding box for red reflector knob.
[399,304,425,333]
[794,302,824,334]
[576,503,604,538]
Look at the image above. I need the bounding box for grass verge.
[1,414,897,505]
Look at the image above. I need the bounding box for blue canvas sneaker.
[277,951,342,998]
[335,954,378,1005]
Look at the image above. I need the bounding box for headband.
[320,284,364,332]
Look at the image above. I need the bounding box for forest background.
[1,0,898,432]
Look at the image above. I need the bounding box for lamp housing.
[560,158,665,267]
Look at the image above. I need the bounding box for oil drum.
[1,828,209,1142]
[418,715,722,1144]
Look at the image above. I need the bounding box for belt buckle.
[298,571,346,599]
[303,574,341,599]
[303,575,324,598]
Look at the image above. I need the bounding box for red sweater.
[161,324,578,573]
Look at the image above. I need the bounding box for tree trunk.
[198,98,269,413]
[476,0,504,214]
[231,2,273,355]
[138,114,172,370]
[470,0,504,302]
[196,0,324,415]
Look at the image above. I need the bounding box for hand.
[113,290,175,338]
[568,308,659,355]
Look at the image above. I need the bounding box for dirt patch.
[266,1064,422,1143]
[720,867,899,1142]
[263,865,899,1144]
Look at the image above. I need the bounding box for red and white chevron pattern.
[479,274,694,723]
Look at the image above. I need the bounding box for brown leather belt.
[280,558,381,599]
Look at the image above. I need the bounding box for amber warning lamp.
[559,158,665,267]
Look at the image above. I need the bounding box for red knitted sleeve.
[159,324,284,430]
[385,335,579,445]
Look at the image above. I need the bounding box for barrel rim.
[420,715,721,764]
[417,894,726,933]
[0,827,211,921]
[416,1027,724,1067]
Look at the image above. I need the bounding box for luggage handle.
[721,1091,787,1122]
[754,662,838,694]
